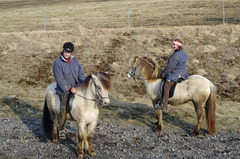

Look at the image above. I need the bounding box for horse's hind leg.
[52,113,59,143]
[85,123,96,156]
[155,109,163,132]
[191,101,205,136]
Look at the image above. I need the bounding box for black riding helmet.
[63,42,74,52]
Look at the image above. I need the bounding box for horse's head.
[127,56,141,80]
[91,72,111,106]
[128,56,160,80]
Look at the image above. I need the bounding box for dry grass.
[0,0,239,32]
[0,0,239,132]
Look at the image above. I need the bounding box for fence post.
[222,0,225,24]
[128,5,130,27]
[43,9,46,31]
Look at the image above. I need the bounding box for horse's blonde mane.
[131,56,160,80]
[79,72,112,91]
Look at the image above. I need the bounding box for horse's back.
[45,83,60,114]
[46,83,57,94]
[170,75,214,104]
[187,75,214,89]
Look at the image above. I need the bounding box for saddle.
[159,77,186,99]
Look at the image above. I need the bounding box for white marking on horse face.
[127,67,135,79]
[101,96,110,106]
[91,74,110,106]
[127,72,132,79]
[97,83,110,106]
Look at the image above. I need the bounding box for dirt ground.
[0,94,240,159]
[0,77,240,158]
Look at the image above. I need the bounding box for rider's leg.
[161,80,175,109]
[58,92,69,138]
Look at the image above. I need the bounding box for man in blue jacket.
[155,39,189,110]
[53,42,85,138]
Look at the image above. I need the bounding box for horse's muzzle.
[127,73,133,79]
[101,99,110,106]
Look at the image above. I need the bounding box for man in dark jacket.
[53,42,85,138]
[155,39,189,110]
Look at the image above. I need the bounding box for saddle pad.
[67,93,75,112]
[169,82,177,98]
[160,80,177,98]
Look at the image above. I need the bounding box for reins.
[75,93,97,101]
[74,82,109,101]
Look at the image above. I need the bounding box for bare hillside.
[0,25,239,102]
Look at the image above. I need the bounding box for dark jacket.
[53,53,85,95]
[160,49,189,82]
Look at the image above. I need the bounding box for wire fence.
[0,1,240,32]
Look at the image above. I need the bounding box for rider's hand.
[70,87,77,94]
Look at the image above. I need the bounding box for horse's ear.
[91,73,98,82]
[133,56,139,63]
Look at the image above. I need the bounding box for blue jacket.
[53,53,85,95]
[161,49,189,82]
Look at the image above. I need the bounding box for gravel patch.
[0,116,240,159]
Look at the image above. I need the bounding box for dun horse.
[42,72,111,158]
[127,56,216,136]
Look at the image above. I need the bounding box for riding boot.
[161,80,175,109]
[58,92,69,139]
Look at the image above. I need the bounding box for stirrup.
[59,130,66,139]
[154,102,165,111]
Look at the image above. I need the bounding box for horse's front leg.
[77,124,85,158]
[155,109,163,132]
[85,123,96,156]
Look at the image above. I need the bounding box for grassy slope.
[0,0,240,32]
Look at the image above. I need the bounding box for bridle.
[128,66,137,80]
[75,81,109,101]
[128,66,142,84]
[94,83,109,100]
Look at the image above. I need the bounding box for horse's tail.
[41,98,52,138]
[205,84,217,134]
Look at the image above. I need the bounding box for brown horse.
[42,72,111,158]
[127,56,216,136]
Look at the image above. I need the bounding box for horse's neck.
[142,78,162,100]
[70,85,98,119]
[138,66,158,81]
[76,84,96,100]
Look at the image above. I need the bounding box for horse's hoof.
[78,153,84,158]
[155,128,162,132]
[190,131,199,137]
[89,151,96,156]
[153,124,163,132]
[53,139,58,143]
